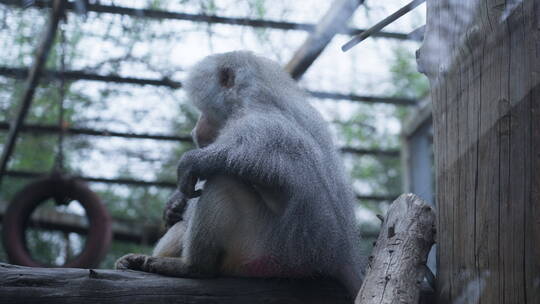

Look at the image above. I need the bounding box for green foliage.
[337,47,428,222]
[389,47,429,122]
[389,47,429,98]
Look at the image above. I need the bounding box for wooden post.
[417,1,540,303]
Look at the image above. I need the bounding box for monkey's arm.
[177,114,312,197]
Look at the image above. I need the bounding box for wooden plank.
[284,0,362,79]
[474,5,504,302]
[527,5,540,299]
[528,44,540,304]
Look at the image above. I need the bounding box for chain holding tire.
[2,21,112,268]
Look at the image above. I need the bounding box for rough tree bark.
[417,0,540,303]
[355,193,435,304]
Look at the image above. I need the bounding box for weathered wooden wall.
[417,0,540,303]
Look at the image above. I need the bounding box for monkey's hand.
[163,189,188,228]
[176,150,204,198]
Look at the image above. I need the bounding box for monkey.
[115,51,367,298]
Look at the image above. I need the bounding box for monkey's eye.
[219,67,235,88]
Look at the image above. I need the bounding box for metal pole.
[0,0,412,41]
[342,0,425,52]
[0,67,417,105]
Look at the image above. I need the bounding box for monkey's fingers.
[164,209,184,227]
[181,173,199,198]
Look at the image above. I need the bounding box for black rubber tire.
[2,175,112,268]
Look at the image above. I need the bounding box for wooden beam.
[0,0,412,41]
[285,0,363,79]
[0,263,351,304]
[0,66,417,105]
[0,0,64,183]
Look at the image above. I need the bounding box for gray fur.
[116,51,366,297]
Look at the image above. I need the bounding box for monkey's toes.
[115,253,148,271]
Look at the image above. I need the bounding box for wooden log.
[0,263,350,304]
[355,193,436,304]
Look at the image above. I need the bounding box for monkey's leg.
[116,233,216,278]
[152,220,186,257]
[115,238,222,278]
[116,178,232,278]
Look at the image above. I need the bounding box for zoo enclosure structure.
[0,0,429,247]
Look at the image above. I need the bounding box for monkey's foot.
[115,253,151,271]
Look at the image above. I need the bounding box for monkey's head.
[184,51,302,148]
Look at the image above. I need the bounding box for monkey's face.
[185,52,255,126]
[192,113,219,148]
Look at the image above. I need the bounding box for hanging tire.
[2,175,112,268]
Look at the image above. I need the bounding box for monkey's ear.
[218,67,235,88]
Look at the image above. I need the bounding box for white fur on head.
[184,51,304,124]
